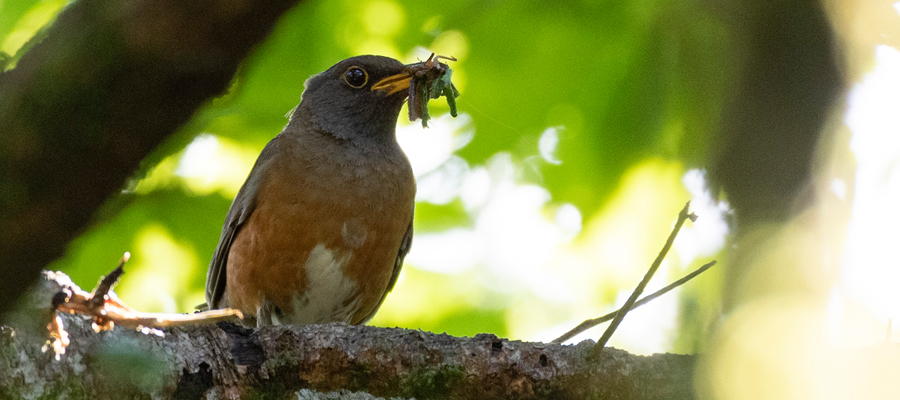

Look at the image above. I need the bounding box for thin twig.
[552,260,716,344]
[88,252,129,309]
[589,202,697,360]
[45,254,243,358]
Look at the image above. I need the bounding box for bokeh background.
[3,0,899,398]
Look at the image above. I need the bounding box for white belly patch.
[271,244,361,325]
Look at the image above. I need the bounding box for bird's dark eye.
[343,66,368,88]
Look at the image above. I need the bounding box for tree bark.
[0,0,303,315]
[0,274,698,400]
[2,315,697,400]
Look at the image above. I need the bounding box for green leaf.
[443,84,458,117]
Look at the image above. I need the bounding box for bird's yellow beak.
[371,72,413,95]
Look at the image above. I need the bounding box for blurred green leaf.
[0,0,67,71]
[430,308,508,338]
[413,200,471,233]
[0,0,37,39]
[50,189,230,294]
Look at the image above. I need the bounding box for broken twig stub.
[43,255,242,359]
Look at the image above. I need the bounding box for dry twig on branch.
[544,202,714,357]
[552,260,716,344]
[590,202,700,359]
[45,254,242,359]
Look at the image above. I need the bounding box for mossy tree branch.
[1,273,696,400]
[3,316,699,399]
[1,271,698,399]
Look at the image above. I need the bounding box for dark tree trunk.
[0,0,303,315]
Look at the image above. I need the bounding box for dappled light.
[842,45,900,339]
[694,1,900,398]
[3,0,896,396]
[114,224,203,314]
[134,134,259,197]
[536,161,727,353]
[30,0,729,353]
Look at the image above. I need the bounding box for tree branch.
[0,271,698,399]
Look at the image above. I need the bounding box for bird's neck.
[286,106,401,149]
[287,103,402,145]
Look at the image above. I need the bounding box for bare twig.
[590,202,697,360]
[88,252,129,309]
[45,254,243,358]
[552,260,716,344]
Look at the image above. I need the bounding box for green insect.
[406,54,461,128]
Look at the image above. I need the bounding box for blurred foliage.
[0,0,63,70]
[9,1,900,398]
[3,0,736,349]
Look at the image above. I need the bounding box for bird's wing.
[205,140,279,310]
[386,219,414,294]
[205,182,254,310]
[360,218,413,322]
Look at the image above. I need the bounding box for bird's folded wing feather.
[205,139,281,309]
[361,219,413,323]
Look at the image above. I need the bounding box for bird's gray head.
[290,55,413,141]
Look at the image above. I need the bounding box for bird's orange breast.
[224,136,415,325]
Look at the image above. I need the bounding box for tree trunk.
[0,0,303,315]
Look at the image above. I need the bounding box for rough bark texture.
[0,275,698,400]
[0,0,303,315]
[1,315,697,400]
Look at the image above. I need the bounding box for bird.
[204,55,418,327]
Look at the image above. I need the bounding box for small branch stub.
[87,252,129,310]
[44,253,243,359]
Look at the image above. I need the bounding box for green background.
[3,0,734,353]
